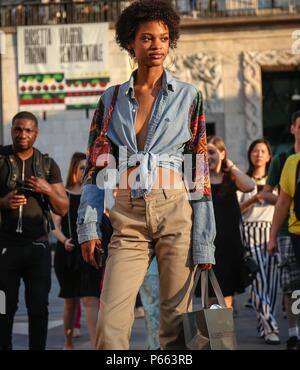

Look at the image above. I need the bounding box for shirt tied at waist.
[118,151,183,198]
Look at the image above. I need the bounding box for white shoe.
[73,328,81,338]
[264,332,280,345]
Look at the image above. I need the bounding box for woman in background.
[238,139,279,345]
[53,152,102,350]
[206,136,254,308]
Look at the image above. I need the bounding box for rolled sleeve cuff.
[191,199,216,265]
[192,242,216,265]
[77,222,102,245]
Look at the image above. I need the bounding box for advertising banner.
[17,23,110,111]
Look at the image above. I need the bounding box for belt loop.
[162,189,168,199]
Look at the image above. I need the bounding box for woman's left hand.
[198,263,213,271]
[64,238,75,252]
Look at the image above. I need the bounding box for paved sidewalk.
[12,267,289,350]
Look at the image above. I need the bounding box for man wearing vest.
[0,111,68,350]
[265,110,300,350]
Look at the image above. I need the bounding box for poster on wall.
[17,23,110,111]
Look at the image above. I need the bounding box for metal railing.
[0,0,300,27]
[0,1,123,27]
[176,0,300,17]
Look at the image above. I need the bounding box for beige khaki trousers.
[96,188,195,349]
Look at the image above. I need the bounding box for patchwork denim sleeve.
[191,200,216,265]
[77,184,105,245]
[77,91,109,245]
[185,89,216,265]
[185,90,211,201]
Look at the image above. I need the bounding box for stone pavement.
[12,265,289,351]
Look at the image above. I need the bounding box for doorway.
[262,70,300,155]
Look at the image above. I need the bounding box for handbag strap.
[187,269,226,310]
[101,85,120,136]
[66,192,72,240]
[240,217,251,255]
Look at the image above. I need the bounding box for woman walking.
[206,136,254,308]
[238,139,280,344]
[77,0,216,350]
[53,152,102,349]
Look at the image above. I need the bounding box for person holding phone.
[0,111,68,350]
[237,139,279,344]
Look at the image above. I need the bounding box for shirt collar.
[122,69,176,98]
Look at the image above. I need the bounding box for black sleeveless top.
[59,191,80,246]
[210,179,245,296]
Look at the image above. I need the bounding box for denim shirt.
[77,70,216,265]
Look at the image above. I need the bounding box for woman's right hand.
[64,238,75,252]
[223,159,236,173]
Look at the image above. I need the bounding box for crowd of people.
[0,0,300,351]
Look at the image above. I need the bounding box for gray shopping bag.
[182,269,237,350]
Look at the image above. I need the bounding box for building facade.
[1,0,300,176]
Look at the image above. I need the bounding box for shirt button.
[132,109,136,113]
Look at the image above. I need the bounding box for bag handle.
[202,270,226,308]
[187,269,226,311]
[101,85,120,136]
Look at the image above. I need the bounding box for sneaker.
[286,336,299,350]
[244,298,253,309]
[73,328,81,338]
[134,306,145,319]
[264,332,280,345]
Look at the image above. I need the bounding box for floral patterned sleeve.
[185,90,212,201]
[185,90,216,265]
[77,97,106,244]
[82,97,106,185]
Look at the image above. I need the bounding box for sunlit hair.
[65,152,86,189]
[246,139,272,177]
[207,135,228,173]
[115,0,180,56]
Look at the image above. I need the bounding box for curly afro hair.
[115,0,180,55]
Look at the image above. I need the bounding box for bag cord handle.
[187,269,227,311]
